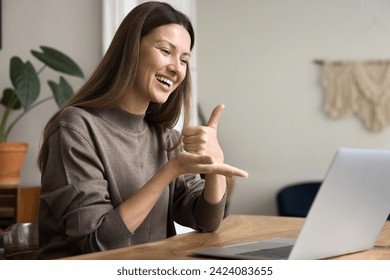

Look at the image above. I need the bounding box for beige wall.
[197,0,390,215]
[0,0,102,186]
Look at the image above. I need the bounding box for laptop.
[193,148,390,260]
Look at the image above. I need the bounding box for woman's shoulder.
[60,106,93,121]
[45,106,100,138]
[57,106,97,127]
[42,107,95,142]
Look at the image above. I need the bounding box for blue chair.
[276,182,322,218]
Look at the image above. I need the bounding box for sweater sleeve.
[40,123,132,255]
[172,174,227,232]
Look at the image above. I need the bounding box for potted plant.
[0,46,84,186]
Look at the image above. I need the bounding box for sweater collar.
[100,107,148,135]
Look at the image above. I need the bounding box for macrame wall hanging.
[316,60,390,132]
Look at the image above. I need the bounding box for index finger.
[206,162,249,178]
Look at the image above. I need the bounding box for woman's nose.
[167,56,184,74]
[167,63,177,74]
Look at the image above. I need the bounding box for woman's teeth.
[156,76,173,87]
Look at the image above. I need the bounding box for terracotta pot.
[0,142,28,187]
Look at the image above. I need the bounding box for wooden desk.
[64,215,390,260]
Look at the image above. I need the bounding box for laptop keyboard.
[238,245,294,259]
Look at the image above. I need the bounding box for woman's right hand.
[168,151,248,178]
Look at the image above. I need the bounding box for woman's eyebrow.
[155,39,191,57]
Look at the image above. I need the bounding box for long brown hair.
[37,1,195,171]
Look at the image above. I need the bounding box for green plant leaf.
[10,56,40,110]
[48,76,74,108]
[31,46,84,78]
[0,88,22,109]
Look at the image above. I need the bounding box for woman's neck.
[119,97,149,115]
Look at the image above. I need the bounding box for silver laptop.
[193,148,390,260]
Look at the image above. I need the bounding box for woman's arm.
[118,150,246,233]
[118,161,175,233]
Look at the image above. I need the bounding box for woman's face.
[126,24,191,113]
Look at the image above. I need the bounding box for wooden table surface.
[64,215,390,260]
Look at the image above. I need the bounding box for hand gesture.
[182,104,225,163]
[171,151,248,178]
[171,104,248,178]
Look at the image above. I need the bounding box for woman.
[37,1,247,259]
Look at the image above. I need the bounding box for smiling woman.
[36,1,247,260]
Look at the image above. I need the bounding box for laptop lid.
[193,148,390,260]
[289,147,390,259]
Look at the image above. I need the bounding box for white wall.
[197,0,390,215]
[0,0,102,186]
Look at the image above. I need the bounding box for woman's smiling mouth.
[156,75,173,88]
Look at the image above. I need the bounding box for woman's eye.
[180,59,189,66]
[160,48,171,55]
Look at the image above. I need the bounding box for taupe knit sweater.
[38,106,226,259]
